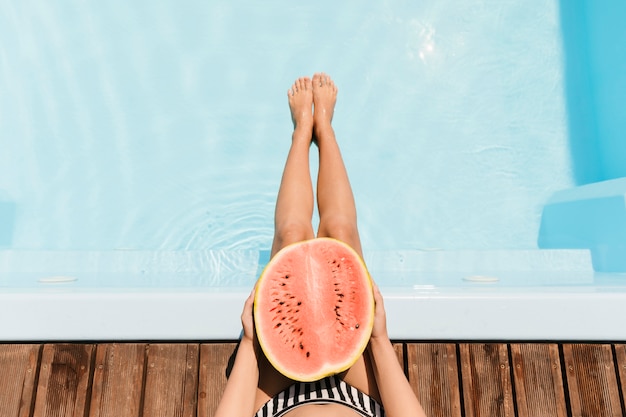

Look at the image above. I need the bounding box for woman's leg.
[255,77,316,411]
[270,77,316,257]
[312,73,379,400]
[313,73,362,256]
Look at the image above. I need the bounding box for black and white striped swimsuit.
[254,375,385,417]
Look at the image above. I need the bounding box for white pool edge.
[3,286,626,341]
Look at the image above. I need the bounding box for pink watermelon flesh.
[254,238,374,382]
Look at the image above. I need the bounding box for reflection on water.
[145,173,276,250]
[0,0,572,251]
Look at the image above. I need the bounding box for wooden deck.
[1,342,625,417]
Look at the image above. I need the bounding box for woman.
[215,73,427,417]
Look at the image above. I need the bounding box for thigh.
[316,220,363,258]
[270,224,315,258]
[254,352,295,412]
[339,350,381,403]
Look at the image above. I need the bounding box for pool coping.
[2,284,626,341]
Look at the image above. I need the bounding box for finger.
[371,281,385,308]
[245,288,254,306]
[371,280,381,298]
[242,286,256,318]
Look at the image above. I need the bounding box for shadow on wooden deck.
[1,342,625,416]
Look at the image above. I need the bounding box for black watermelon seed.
[306,351,310,358]
[355,324,360,329]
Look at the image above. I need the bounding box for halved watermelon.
[254,237,374,382]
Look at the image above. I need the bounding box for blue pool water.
[1,0,625,340]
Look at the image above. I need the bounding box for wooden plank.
[142,344,199,417]
[3,341,624,417]
[88,344,146,417]
[0,344,41,417]
[198,343,237,417]
[563,343,622,417]
[459,343,514,417]
[406,343,461,417]
[393,343,404,370]
[32,343,95,417]
[510,344,567,417]
[615,344,626,410]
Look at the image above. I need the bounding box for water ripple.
[120,172,277,251]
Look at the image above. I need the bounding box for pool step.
[539,177,626,272]
[0,248,595,288]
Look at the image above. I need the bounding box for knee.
[274,222,313,248]
[318,216,360,246]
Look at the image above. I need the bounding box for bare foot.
[312,72,337,131]
[288,77,313,130]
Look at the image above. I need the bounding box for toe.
[313,73,322,86]
[303,77,312,91]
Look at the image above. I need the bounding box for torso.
[283,403,362,417]
[253,374,383,417]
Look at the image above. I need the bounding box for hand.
[370,282,389,341]
[241,286,256,343]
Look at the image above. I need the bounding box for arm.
[368,284,427,417]
[214,290,260,417]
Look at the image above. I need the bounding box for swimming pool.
[1,0,625,340]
